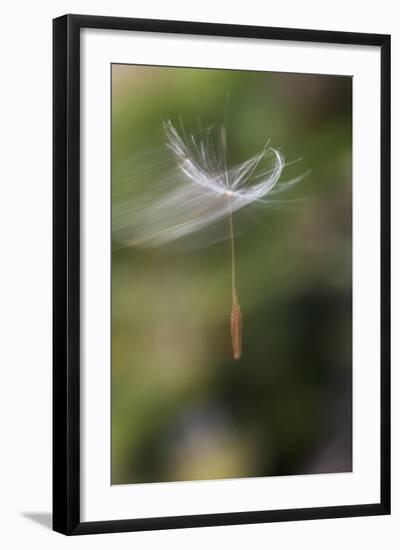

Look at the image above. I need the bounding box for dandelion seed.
[163,120,304,360]
[113,119,306,361]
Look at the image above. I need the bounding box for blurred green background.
[111,65,352,485]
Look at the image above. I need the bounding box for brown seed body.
[230,288,242,360]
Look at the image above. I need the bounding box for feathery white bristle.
[113,119,305,248]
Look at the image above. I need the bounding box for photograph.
[111,64,353,486]
[0,2,394,545]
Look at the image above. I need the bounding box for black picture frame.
[53,14,391,536]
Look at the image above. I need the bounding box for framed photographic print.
[53,14,390,535]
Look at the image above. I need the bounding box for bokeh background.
[111,64,352,485]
